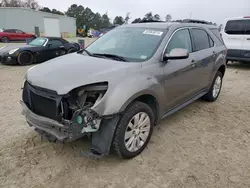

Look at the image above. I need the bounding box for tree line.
[0,0,217,29]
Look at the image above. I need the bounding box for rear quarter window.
[209,28,224,45]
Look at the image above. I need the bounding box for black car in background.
[0,37,80,65]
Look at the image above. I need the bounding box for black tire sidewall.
[17,51,33,65]
[67,48,77,54]
[113,102,154,159]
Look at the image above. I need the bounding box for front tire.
[202,71,223,102]
[112,101,154,159]
[1,37,9,43]
[17,51,34,65]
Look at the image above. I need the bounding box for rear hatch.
[222,18,250,59]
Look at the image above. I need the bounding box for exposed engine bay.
[62,82,108,134]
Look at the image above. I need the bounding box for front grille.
[30,91,58,120]
[23,81,61,121]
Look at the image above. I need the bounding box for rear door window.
[225,20,246,35]
[191,29,210,51]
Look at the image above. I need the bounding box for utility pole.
[189,12,192,19]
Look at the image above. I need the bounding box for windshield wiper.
[92,53,129,62]
[77,49,93,56]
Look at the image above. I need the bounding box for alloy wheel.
[124,112,151,152]
[213,76,222,98]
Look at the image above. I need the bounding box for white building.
[0,7,76,37]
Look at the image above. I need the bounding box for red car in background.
[0,29,36,43]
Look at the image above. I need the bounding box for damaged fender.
[91,75,165,117]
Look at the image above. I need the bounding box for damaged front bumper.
[21,100,87,142]
[21,100,120,157]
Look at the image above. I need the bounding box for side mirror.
[47,43,52,48]
[163,48,189,61]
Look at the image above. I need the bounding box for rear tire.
[1,37,9,43]
[30,36,36,41]
[67,48,77,54]
[112,101,154,159]
[202,71,223,102]
[17,51,33,65]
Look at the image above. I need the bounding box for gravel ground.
[0,43,250,187]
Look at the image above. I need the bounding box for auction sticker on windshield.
[143,30,163,36]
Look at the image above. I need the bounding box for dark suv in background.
[21,20,227,159]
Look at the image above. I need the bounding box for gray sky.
[38,0,250,24]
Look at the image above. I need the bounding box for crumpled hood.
[0,44,35,53]
[26,53,141,94]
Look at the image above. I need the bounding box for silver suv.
[21,22,227,159]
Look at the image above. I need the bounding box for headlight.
[76,82,108,108]
[9,48,19,55]
[21,74,27,89]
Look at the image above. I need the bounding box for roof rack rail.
[174,19,213,25]
[136,18,165,23]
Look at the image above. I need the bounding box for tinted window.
[60,38,68,44]
[166,29,192,54]
[48,40,63,48]
[3,29,15,33]
[225,20,246,35]
[210,28,224,44]
[192,29,210,51]
[246,20,250,35]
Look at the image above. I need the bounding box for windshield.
[86,27,166,62]
[29,38,47,46]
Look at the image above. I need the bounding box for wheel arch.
[1,36,9,41]
[130,94,159,125]
[218,64,226,77]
